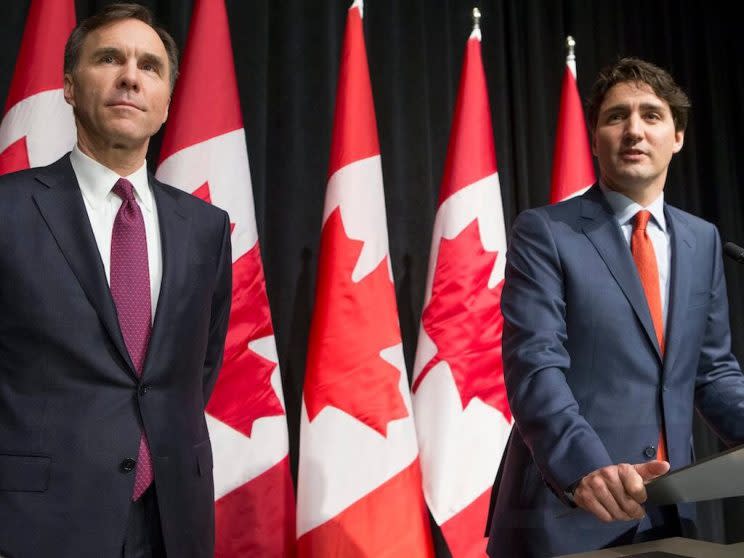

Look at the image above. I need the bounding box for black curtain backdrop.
[2,0,743,552]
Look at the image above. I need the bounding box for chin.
[614,167,651,182]
[106,126,149,145]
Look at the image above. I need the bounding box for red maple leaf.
[304,208,408,436]
[412,219,511,422]
[206,240,285,436]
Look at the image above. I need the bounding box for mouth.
[107,100,144,111]
[619,149,646,161]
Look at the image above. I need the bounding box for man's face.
[63,18,171,152]
[592,81,684,197]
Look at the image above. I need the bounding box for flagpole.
[297,1,434,554]
[550,34,595,202]
[413,7,512,555]
[156,1,296,555]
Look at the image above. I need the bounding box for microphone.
[724,242,744,263]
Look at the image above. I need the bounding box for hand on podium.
[573,461,670,522]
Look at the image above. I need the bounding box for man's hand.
[573,461,670,522]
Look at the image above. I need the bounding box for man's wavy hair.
[587,57,690,133]
[64,3,179,91]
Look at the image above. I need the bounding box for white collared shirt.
[600,183,670,328]
[70,145,162,320]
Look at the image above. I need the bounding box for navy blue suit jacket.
[486,186,744,558]
[0,155,232,557]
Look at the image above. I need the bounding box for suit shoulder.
[513,195,583,229]
[0,164,43,184]
[153,180,229,223]
[665,204,725,262]
[0,162,67,207]
[665,204,715,232]
[0,165,47,194]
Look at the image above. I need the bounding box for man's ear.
[672,129,685,154]
[63,73,75,107]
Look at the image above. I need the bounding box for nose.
[117,59,140,91]
[623,113,642,142]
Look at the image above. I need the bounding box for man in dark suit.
[0,4,231,557]
[486,58,744,557]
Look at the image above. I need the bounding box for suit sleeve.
[502,209,613,502]
[202,211,233,404]
[694,226,744,444]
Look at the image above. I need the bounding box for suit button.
[138,384,149,396]
[644,446,656,459]
[120,458,137,473]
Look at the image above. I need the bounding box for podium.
[556,537,744,557]
[645,444,744,506]
[557,446,744,557]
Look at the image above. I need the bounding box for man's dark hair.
[64,3,179,91]
[587,57,691,133]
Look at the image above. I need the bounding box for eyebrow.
[139,52,166,72]
[601,101,668,113]
[90,46,122,60]
[89,46,166,71]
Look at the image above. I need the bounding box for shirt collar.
[599,181,667,233]
[70,145,153,213]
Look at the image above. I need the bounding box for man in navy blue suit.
[0,4,231,557]
[486,58,744,557]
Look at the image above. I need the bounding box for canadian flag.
[550,37,595,203]
[411,23,512,557]
[296,1,434,556]
[155,1,295,556]
[0,0,76,174]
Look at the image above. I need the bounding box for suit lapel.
[143,176,190,376]
[580,186,663,362]
[32,155,137,376]
[662,207,695,375]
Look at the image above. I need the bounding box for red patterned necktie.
[631,210,668,462]
[110,177,154,500]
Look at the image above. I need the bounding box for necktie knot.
[633,209,652,232]
[113,178,136,204]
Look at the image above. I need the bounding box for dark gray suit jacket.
[0,154,232,557]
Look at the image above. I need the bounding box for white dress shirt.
[600,183,670,328]
[70,145,162,320]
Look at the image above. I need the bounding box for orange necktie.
[631,210,667,462]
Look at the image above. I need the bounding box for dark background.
[2,0,743,552]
